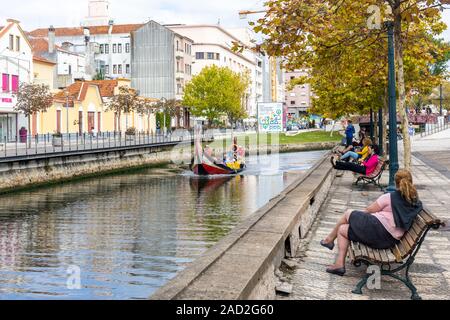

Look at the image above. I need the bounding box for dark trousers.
[346,136,353,147]
[335,161,366,175]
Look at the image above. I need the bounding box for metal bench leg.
[352,273,370,295]
[385,271,421,300]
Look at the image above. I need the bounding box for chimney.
[83,27,90,45]
[108,19,114,36]
[48,25,55,54]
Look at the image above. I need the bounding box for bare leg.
[329,224,350,269]
[323,210,352,245]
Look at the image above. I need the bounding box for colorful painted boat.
[192,131,245,176]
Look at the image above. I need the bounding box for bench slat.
[391,246,403,263]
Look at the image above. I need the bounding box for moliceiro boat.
[192,132,246,176]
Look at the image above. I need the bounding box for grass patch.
[208,131,342,149]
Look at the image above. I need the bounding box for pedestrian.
[345,120,355,148]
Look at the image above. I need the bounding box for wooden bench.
[348,208,443,300]
[354,159,388,190]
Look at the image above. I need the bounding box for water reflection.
[0,151,325,300]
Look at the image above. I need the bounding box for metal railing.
[0,131,194,160]
[419,118,450,138]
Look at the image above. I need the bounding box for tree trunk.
[394,5,411,170]
[28,115,31,148]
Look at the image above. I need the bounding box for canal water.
[0,151,325,300]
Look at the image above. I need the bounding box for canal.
[0,150,326,300]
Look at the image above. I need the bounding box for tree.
[106,86,139,132]
[14,83,53,141]
[183,65,249,127]
[135,97,158,133]
[154,99,183,128]
[251,0,448,169]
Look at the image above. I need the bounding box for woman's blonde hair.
[395,169,418,204]
[363,138,372,147]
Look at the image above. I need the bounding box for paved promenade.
[278,130,450,300]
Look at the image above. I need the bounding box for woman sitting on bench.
[331,145,379,175]
[320,169,423,276]
[339,138,372,162]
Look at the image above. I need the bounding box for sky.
[1,0,449,40]
[0,0,265,31]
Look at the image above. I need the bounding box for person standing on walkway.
[319,169,423,276]
[345,120,355,147]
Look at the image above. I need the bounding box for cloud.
[0,0,261,30]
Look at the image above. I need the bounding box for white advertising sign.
[258,103,283,132]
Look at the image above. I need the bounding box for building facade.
[0,19,33,142]
[166,24,259,118]
[29,23,142,81]
[29,36,87,89]
[284,69,312,118]
[36,79,156,135]
[131,21,193,128]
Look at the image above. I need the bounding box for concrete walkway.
[278,130,450,300]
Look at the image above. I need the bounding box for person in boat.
[203,145,220,164]
[320,169,423,276]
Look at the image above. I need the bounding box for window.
[113,65,117,74]
[118,64,122,74]
[290,101,295,105]
[105,65,109,74]
[105,44,109,54]
[207,52,214,60]
[100,44,104,54]
[118,44,122,53]
[126,43,130,53]
[11,75,19,93]
[196,52,204,60]
[56,110,61,133]
[185,64,191,76]
[2,74,9,92]
[113,44,117,53]
[126,64,130,74]
[176,40,179,51]
[290,76,295,80]
[215,53,220,60]
[9,35,14,51]
[16,36,20,52]
[177,83,183,95]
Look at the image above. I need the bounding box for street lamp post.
[440,83,443,116]
[385,21,399,192]
[378,108,383,155]
[65,90,69,136]
[161,97,167,135]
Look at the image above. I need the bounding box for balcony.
[175,50,184,59]
[176,71,185,80]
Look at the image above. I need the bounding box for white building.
[29,35,87,89]
[0,19,33,142]
[83,0,111,27]
[29,23,142,81]
[166,24,260,118]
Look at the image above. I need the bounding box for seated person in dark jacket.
[320,169,423,276]
[331,145,380,175]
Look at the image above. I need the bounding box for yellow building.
[33,55,56,89]
[35,79,157,135]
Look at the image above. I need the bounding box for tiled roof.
[53,80,124,104]
[87,80,118,97]
[29,24,144,37]
[30,37,52,53]
[33,55,56,65]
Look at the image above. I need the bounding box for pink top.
[372,193,405,240]
[364,155,379,176]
